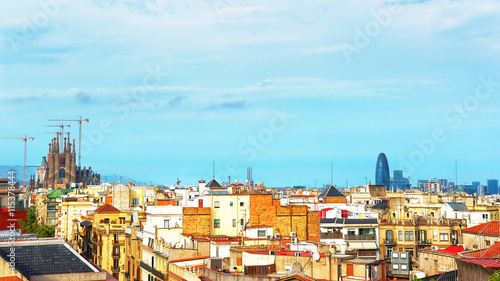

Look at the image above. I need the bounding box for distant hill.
[0,165,37,181]
[0,165,141,185]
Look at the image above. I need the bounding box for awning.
[347,241,378,250]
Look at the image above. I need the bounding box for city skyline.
[1,1,500,187]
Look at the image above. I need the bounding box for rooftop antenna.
[212,160,215,179]
[454,161,457,202]
[330,162,333,186]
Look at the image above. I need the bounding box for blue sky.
[1,0,500,187]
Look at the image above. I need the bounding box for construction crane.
[45,123,70,151]
[2,134,34,191]
[48,117,89,167]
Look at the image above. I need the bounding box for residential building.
[56,197,95,249]
[92,204,130,280]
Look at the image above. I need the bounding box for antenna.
[454,161,457,202]
[212,160,215,179]
[330,162,333,185]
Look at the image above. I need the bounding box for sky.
[1,0,500,187]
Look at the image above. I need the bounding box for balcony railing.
[417,239,432,245]
[384,238,396,245]
[139,261,165,280]
[345,234,376,241]
[358,250,377,257]
[320,233,343,239]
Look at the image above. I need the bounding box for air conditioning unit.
[267,235,273,240]
[274,233,281,240]
[290,232,297,238]
[291,238,298,244]
[431,246,438,250]
[295,252,302,257]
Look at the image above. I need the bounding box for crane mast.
[2,134,34,191]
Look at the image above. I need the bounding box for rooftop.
[463,221,500,236]
[95,204,120,213]
[0,238,98,279]
[318,185,346,198]
[447,202,468,211]
[320,218,378,225]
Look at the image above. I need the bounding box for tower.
[375,152,390,190]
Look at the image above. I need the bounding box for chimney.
[199,180,206,195]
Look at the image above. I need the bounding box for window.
[405,231,414,241]
[258,230,266,237]
[132,198,139,206]
[164,220,170,228]
[398,231,403,241]
[240,202,244,207]
[114,247,120,255]
[147,238,154,248]
[440,232,449,241]
[386,230,393,241]
[214,219,220,228]
[483,214,489,219]
[114,259,119,269]
[232,219,236,227]
[114,234,119,243]
[486,240,491,246]
[230,202,233,207]
[240,219,244,226]
[433,231,438,240]
[214,201,220,208]
[104,218,110,224]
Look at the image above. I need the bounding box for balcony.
[139,261,165,280]
[112,267,120,273]
[358,250,377,257]
[345,234,376,241]
[320,233,343,239]
[417,239,432,245]
[384,238,396,245]
[113,240,125,245]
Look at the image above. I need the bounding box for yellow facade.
[56,200,94,249]
[92,205,130,281]
[209,194,250,236]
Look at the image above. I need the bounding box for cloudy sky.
[1,0,500,187]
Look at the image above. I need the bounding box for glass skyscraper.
[487,179,499,195]
[375,153,390,190]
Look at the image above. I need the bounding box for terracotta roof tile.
[95,204,120,213]
[463,221,500,236]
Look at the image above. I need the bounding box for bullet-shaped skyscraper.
[375,152,390,190]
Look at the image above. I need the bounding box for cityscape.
[1,1,500,281]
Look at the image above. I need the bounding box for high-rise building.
[390,170,410,190]
[487,179,499,195]
[417,179,427,190]
[375,153,390,190]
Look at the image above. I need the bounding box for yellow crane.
[2,134,34,190]
[48,117,89,167]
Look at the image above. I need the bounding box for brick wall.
[182,207,211,236]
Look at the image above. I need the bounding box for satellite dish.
[312,251,320,262]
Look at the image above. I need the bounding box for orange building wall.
[250,194,275,227]
[324,197,346,204]
[307,211,321,242]
[182,207,211,236]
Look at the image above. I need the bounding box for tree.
[18,205,55,238]
[489,270,500,281]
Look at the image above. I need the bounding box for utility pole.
[2,134,34,191]
[48,117,89,167]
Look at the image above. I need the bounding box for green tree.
[489,270,500,281]
[18,205,56,238]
